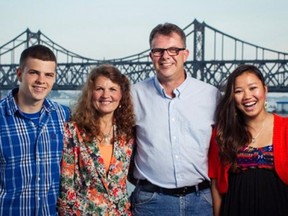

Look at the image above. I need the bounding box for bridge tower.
[26,29,41,47]
[193,19,205,61]
[1,19,288,92]
[192,19,205,80]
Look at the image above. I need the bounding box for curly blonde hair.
[71,64,135,141]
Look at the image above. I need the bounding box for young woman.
[209,64,288,216]
[57,64,135,216]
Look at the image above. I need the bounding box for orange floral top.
[57,122,133,216]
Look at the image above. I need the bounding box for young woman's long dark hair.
[215,64,266,165]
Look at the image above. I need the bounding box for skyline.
[1,0,288,60]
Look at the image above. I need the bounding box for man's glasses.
[150,47,185,57]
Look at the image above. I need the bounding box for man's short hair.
[149,23,186,48]
[19,44,57,69]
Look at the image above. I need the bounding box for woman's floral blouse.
[57,121,133,216]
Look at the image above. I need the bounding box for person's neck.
[246,111,269,128]
[98,115,114,145]
[15,92,43,113]
[158,73,185,97]
[99,114,114,129]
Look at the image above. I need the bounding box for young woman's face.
[234,72,267,118]
[92,75,122,116]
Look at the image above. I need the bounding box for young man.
[0,45,70,215]
[130,23,221,215]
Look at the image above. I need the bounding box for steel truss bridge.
[1,19,288,92]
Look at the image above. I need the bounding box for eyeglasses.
[150,47,186,57]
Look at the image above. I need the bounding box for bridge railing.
[1,19,288,92]
[1,60,287,92]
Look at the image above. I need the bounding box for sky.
[0,0,288,61]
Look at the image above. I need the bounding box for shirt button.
[38,177,40,181]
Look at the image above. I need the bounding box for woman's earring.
[264,100,268,110]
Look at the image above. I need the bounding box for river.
[49,90,288,115]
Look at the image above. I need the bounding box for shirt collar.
[6,88,55,116]
[153,72,189,99]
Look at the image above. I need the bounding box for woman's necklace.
[251,115,267,143]
[102,131,112,144]
[98,124,113,146]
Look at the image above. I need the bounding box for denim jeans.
[130,184,213,216]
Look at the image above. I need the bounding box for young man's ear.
[16,68,23,82]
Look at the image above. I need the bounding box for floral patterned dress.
[57,121,134,216]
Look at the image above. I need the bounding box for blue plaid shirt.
[0,89,70,216]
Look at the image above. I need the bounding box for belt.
[137,179,210,196]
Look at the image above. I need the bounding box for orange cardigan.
[208,114,288,194]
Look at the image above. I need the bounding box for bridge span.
[1,19,288,92]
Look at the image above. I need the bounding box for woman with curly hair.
[57,64,135,216]
[208,64,288,216]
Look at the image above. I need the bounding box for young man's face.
[17,57,56,105]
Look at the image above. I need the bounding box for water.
[266,92,288,115]
[48,90,288,115]
[0,90,287,115]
